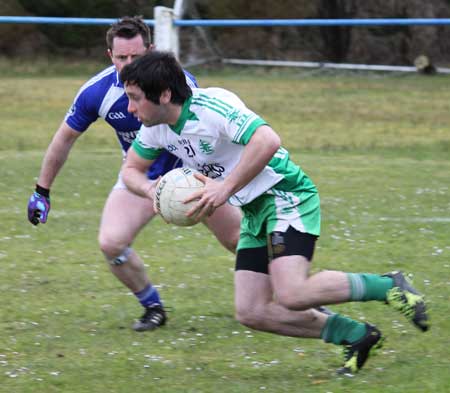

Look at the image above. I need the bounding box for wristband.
[35,184,50,198]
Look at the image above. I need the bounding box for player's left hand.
[185,173,230,221]
[27,191,51,225]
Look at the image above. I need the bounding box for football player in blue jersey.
[27,16,241,332]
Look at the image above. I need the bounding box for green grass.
[0,66,449,392]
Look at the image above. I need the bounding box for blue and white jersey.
[65,65,198,154]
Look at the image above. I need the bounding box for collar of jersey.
[169,96,199,135]
[114,69,123,87]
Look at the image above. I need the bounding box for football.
[154,167,204,226]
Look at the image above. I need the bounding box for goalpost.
[154,0,187,59]
[154,7,179,57]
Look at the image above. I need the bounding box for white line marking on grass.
[379,217,450,223]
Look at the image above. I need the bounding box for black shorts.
[235,226,318,274]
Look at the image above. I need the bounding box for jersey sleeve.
[64,84,102,132]
[131,126,164,160]
[229,111,268,145]
[198,90,268,145]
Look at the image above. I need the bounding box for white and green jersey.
[132,87,317,207]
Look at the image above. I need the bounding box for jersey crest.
[199,139,214,155]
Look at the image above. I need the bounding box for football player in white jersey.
[120,51,429,374]
[27,17,241,332]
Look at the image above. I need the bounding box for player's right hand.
[27,191,51,225]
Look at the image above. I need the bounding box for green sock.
[347,273,394,301]
[320,313,367,345]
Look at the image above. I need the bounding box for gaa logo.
[108,112,126,120]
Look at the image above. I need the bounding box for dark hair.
[106,16,151,50]
[120,51,192,105]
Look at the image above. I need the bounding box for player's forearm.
[223,125,281,196]
[37,132,77,189]
[122,167,154,199]
[122,149,156,199]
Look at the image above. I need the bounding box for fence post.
[154,6,179,59]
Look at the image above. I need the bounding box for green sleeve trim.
[238,118,268,145]
[131,139,163,160]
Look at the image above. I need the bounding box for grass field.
[0,65,449,392]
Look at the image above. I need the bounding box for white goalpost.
[154,6,179,58]
[154,0,187,59]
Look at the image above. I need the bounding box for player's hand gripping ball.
[154,167,204,226]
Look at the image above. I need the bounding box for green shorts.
[237,189,320,250]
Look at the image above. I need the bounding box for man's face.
[108,35,149,73]
[125,83,168,127]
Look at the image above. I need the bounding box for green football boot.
[384,271,429,332]
[337,323,384,375]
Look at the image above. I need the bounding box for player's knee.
[98,233,131,265]
[235,309,259,329]
[235,304,265,330]
[228,216,242,252]
[207,206,241,253]
[102,246,132,266]
[98,233,114,256]
[223,230,240,253]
